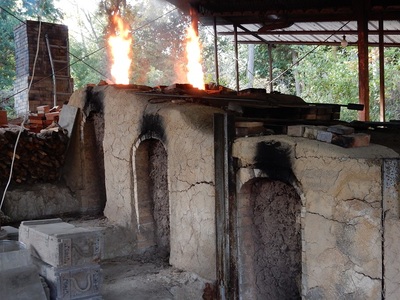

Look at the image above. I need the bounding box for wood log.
[0,128,69,185]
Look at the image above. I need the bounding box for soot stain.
[140,114,166,143]
[84,87,104,118]
[254,141,296,185]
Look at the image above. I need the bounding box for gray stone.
[0,265,47,300]
[2,225,19,240]
[287,125,305,137]
[33,257,102,300]
[327,124,355,135]
[0,240,31,271]
[58,104,78,138]
[316,130,334,143]
[19,219,104,268]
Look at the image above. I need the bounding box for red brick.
[0,110,7,125]
[332,133,370,148]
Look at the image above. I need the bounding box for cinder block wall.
[13,20,73,116]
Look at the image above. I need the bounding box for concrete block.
[287,125,305,137]
[19,219,104,268]
[0,265,47,300]
[303,126,328,140]
[2,225,19,240]
[0,240,31,271]
[33,258,102,300]
[316,130,334,143]
[327,124,355,135]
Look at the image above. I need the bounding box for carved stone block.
[19,218,103,268]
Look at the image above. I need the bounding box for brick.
[19,218,104,268]
[0,110,7,125]
[332,133,371,148]
[45,112,60,121]
[287,125,305,137]
[327,124,355,135]
[33,258,102,300]
[316,130,335,143]
[37,105,50,113]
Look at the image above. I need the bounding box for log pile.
[0,127,69,185]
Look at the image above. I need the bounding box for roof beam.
[217,30,400,36]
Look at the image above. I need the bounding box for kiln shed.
[166,0,400,122]
[65,84,400,299]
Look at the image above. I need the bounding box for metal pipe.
[234,25,240,92]
[45,34,57,107]
[268,44,273,92]
[379,18,386,122]
[214,17,220,86]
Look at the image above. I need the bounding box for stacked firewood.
[0,127,69,185]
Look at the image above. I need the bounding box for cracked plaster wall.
[70,86,222,281]
[233,135,399,299]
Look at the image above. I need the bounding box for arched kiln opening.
[135,138,170,258]
[237,178,302,299]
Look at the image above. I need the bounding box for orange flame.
[186,25,205,90]
[108,14,132,84]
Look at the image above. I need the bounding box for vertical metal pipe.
[45,34,57,107]
[214,17,220,86]
[268,43,273,92]
[234,25,240,92]
[379,18,386,122]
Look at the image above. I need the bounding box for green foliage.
[294,46,359,121]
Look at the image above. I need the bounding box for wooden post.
[355,0,370,121]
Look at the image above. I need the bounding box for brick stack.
[287,124,371,148]
[19,219,104,300]
[14,20,73,116]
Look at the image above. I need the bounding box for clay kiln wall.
[234,135,400,298]
[69,86,222,280]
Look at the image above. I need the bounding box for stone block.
[303,125,327,140]
[316,130,334,143]
[33,257,102,300]
[2,225,19,240]
[0,265,47,300]
[287,125,305,137]
[332,133,371,148]
[0,240,31,271]
[19,219,103,268]
[327,124,355,135]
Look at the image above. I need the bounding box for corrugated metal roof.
[166,0,400,47]
[216,20,400,47]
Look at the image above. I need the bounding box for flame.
[186,25,205,90]
[108,14,132,84]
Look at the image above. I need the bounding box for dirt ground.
[100,255,209,299]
